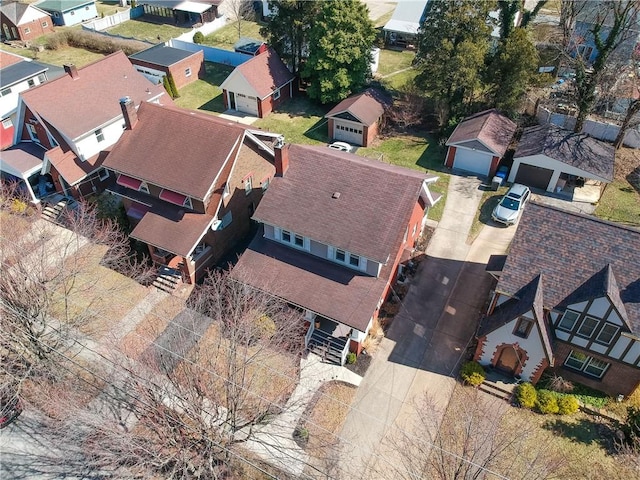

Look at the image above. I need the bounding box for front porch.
[304,315,351,366]
[479,367,521,402]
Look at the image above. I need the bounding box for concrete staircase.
[307,330,347,366]
[479,371,518,402]
[152,266,182,293]
[41,199,68,223]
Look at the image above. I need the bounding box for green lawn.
[174,62,235,112]
[253,96,330,145]
[381,67,419,94]
[106,19,189,42]
[0,43,104,67]
[376,49,415,77]
[468,186,509,243]
[96,1,128,16]
[202,20,266,50]
[594,178,640,227]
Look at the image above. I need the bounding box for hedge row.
[515,382,580,415]
[46,30,145,56]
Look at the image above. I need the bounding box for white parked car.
[491,183,531,226]
[328,141,352,152]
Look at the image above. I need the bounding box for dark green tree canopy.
[301,0,377,104]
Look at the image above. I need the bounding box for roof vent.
[332,192,341,199]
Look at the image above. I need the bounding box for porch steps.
[479,379,515,402]
[41,200,67,224]
[152,267,181,293]
[307,330,347,366]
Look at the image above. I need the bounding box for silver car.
[491,183,531,226]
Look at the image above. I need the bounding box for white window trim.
[328,245,367,272]
[185,67,192,77]
[98,168,109,181]
[273,88,281,100]
[278,228,309,251]
[576,315,599,339]
[2,118,13,128]
[583,357,609,378]
[183,196,193,209]
[595,323,619,345]
[24,27,30,34]
[223,182,230,197]
[564,350,610,379]
[139,182,150,194]
[244,176,253,195]
[95,128,105,143]
[558,310,579,331]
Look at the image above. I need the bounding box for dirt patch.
[346,351,372,377]
[615,147,640,182]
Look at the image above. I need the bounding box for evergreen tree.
[301,0,377,104]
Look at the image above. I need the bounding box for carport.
[509,124,614,201]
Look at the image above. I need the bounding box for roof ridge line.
[530,201,640,234]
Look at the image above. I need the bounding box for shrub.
[548,374,574,393]
[193,31,205,44]
[46,31,69,50]
[346,352,356,365]
[460,361,485,387]
[557,395,580,415]
[536,390,559,414]
[515,382,537,409]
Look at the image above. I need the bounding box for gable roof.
[0,50,24,69]
[45,146,108,186]
[446,109,517,157]
[222,47,294,99]
[496,202,640,333]
[0,1,50,25]
[515,124,615,181]
[325,88,390,127]
[0,58,48,89]
[129,43,199,67]
[252,145,433,263]
[20,51,168,141]
[103,102,248,200]
[35,0,94,12]
[383,0,429,34]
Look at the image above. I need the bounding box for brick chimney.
[274,137,289,177]
[63,64,78,79]
[120,96,138,130]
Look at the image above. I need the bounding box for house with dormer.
[103,99,279,285]
[230,142,441,364]
[475,202,640,397]
[6,51,169,203]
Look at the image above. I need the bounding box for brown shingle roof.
[46,146,108,186]
[514,124,614,181]
[233,47,294,99]
[0,50,23,68]
[497,202,640,333]
[325,88,390,126]
[103,102,248,200]
[446,109,517,157]
[253,145,430,263]
[20,51,168,141]
[231,229,390,331]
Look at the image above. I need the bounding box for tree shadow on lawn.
[203,62,235,85]
[542,417,618,454]
[197,94,224,113]
[303,117,330,143]
[477,193,504,227]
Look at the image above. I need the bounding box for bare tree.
[387,83,426,131]
[376,386,566,480]
[224,0,255,40]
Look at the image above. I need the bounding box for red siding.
[489,155,500,178]
[130,50,204,90]
[0,15,54,41]
[445,146,456,168]
[257,79,294,118]
[0,121,14,149]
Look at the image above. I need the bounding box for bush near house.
[557,395,580,415]
[193,31,204,44]
[536,390,560,415]
[515,382,537,409]
[45,30,146,56]
[460,361,486,387]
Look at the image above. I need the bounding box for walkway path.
[338,174,517,478]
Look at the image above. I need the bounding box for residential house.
[0,51,62,150]
[230,142,441,364]
[129,43,205,89]
[35,0,97,26]
[508,124,614,201]
[140,0,220,25]
[103,99,279,285]
[220,47,295,118]
[445,109,517,178]
[6,51,169,203]
[0,1,53,42]
[383,0,430,48]
[475,202,640,397]
[325,88,390,147]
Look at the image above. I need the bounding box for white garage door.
[234,93,258,116]
[334,122,364,146]
[453,148,493,176]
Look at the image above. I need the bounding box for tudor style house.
[475,202,640,397]
[6,51,168,203]
[231,142,441,364]
[103,99,279,285]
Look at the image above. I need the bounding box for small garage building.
[445,109,517,177]
[509,124,614,200]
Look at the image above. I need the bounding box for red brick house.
[129,44,205,90]
[475,203,640,397]
[231,142,441,364]
[445,109,516,178]
[0,2,53,42]
[325,88,390,147]
[103,100,280,285]
[10,51,169,203]
[220,47,295,118]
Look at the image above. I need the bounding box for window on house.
[0,88,12,97]
[28,79,35,88]
[564,350,588,370]
[335,249,346,262]
[595,323,618,345]
[244,176,252,195]
[42,21,48,27]
[576,316,599,338]
[38,73,46,83]
[349,254,360,267]
[584,357,609,378]
[24,27,31,34]
[273,88,281,100]
[261,177,270,192]
[183,197,192,209]
[221,210,232,228]
[98,168,109,181]
[513,317,534,338]
[2,118,12,128]
[95,128,104,142]
[564,350,610,379]
[294,234,304,247]
[281,230,291,243]
[185,67,192,77]
[139,182,150,194]
[558,310,579,331]
[54,12,59,17]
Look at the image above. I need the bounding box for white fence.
[536,105,640,148]
[173,15,228,42]
[84,8,131,31]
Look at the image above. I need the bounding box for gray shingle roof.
[129,44,199,67]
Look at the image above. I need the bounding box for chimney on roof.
[120,96,138,130]
[63,64,78,79]
[274,136,289,177]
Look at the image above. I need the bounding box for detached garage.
[445,109,517,177]
[509,124,614,201]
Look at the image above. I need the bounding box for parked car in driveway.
[328,141,352,152]
[0,396,23,429]
[491,183,531,226]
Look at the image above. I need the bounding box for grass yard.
[96,1,129,16]
[376,48,415,78]
[174,62,235,112]
[380,67,419,93]
[594,178,640,227]
[106,18,189,43]
[0,43,104,67]
[253,96,330,145]
[468,185,509,243]
[202,20,266,50]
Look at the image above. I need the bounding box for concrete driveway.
[338,175,518,478]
